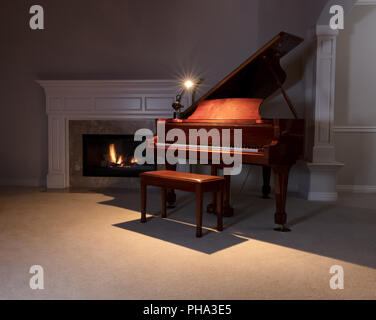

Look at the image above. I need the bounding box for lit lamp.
[172,79,203,119]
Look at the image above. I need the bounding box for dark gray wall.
[0,0,327,186]
[334,5,376,187]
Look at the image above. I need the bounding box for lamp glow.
[172,78,203,119]
[184,80,194,89]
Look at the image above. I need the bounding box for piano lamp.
[172,79,204,119]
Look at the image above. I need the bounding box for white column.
[46,115,68,188]
[313,25,338,163]
[304,25,343,201]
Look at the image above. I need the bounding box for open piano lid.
[181,32,303,119]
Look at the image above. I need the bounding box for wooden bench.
[140,170,225,237]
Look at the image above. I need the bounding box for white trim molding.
[38,80,187,189]
[357,0,376,5]
[308,192,339,202]
[337,185,376,193]
[333,126,376,133]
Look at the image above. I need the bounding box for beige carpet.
[0,187,375,300]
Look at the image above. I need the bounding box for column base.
[304,162,344,201]
[47,173,67,189]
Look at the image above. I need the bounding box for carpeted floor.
[0,187,375,300]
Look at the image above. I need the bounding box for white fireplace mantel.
[38,80,189,189]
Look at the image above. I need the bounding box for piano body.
[151,32,305,230]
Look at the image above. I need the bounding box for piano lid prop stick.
[262,56,299,120]
[191,78,204,104]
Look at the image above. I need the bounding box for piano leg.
[272,165,291,232]
[262,166,272,199]
[165,163,177,208]
[207,165,218,214]
[224,175,234,217]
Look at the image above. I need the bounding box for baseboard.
[0,178,44,187]
[307,192,338,202]
[337,185,376,193]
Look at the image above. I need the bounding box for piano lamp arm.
[191,78,204,104]
[176,88,185,103]
[172,88,186,118]
[172,79,204,118]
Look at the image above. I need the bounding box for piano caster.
[274,225,291,232]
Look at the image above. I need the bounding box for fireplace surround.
[82,134,155,177]
[38,80,190,189]
[69,120,155,188]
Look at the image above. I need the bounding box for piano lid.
[181,32,303,118]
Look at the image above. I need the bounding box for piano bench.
[140,170,225,238]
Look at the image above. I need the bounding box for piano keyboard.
[155,143,260,153]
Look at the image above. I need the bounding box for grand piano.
[151,32,305,231]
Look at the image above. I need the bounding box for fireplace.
[38,80,186,188]
[82,134,155,177]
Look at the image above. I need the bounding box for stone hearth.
[69,120,154,188]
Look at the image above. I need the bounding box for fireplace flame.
[108,143,136,167]
[109,144,118,163]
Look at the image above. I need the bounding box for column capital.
[316,25,339,37]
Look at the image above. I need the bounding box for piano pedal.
[262,187,271,199]
[274,225,291,232]
[166,190,176,208]
[206,203,216,214]
[223,206,234,218]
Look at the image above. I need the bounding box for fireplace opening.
[82,134,155,177]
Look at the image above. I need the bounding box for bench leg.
[216,190,223,232]
[141,182,147,223]
[196,186,203,238]
[161,188,167,218]
[166,163,177,208]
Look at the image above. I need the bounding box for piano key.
[155,143,259,153]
